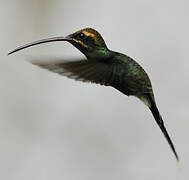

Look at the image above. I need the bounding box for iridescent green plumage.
[8,27,179,161]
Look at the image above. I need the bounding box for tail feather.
[148,95,179,161]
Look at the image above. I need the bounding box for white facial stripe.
[74,39,88,48]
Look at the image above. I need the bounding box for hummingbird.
[8,27,179,161]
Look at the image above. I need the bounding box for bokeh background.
[1,0,189,179]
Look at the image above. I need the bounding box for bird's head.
[8,28,110,59]
[67,28,108,58]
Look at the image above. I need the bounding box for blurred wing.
[31,58,114,86]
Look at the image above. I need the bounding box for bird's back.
[107,52,153,97]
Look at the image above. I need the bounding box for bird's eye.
[77,33,87,40]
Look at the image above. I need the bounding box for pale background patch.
[1,0,188,179]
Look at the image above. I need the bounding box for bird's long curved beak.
[8,35,72,55]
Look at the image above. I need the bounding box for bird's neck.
[86,47,113,60]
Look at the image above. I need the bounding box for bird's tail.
[140,94,179,161]
[147,94,179,161]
